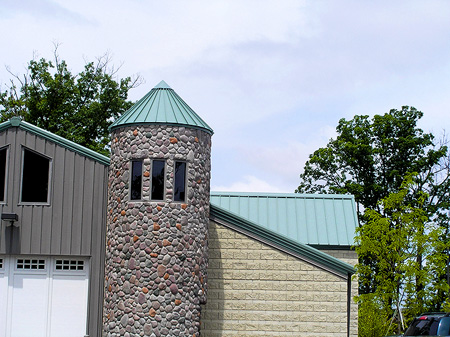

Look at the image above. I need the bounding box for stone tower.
[103,81,213,336]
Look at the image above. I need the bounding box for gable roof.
[0,117,110,165]
[110,80,214,134]
[210,192,358,247]
[210,203,355,278]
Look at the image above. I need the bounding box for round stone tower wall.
[103,125,211,337]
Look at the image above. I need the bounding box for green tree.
[296,107,450,295]
[296,107,447,216]
[0,48,141,155]
[355,175,446,335]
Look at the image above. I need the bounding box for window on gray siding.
[151,160,165,201]
[174,161,186,202]
[130,160,143,200]
[0,148,7,202]
[21,149,50,203]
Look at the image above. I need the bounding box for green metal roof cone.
[110,81,213,134]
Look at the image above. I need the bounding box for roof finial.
[154,80,171,89]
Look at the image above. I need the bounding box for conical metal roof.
[110,80,213,134]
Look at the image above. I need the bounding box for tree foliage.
[296,107,450,334]
[296,107,447,216]
[355,175,448,334]
[0,48,141,155]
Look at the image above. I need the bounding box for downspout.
[347,273,351,337]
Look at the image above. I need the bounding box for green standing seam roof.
[210,192,358,247]
[210,203,355,278]
[0,117,110,165]
[110,80,213,134]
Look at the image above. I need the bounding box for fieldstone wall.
[201,221,358,337]
[103,125,212,337]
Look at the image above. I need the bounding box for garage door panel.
[10,273,48,337]
[49,274,89,337]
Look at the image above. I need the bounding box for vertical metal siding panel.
[41,142,57,255]
[61,149,75,255]
[51,146,66,254]
[81,159,95,255]
[88,163,108,337]
[70,155,85,255]
[10,130,22,252]
[19,131,38,254]
[0,130,11,254]
[29,206,43,253]
[29,136,47,253]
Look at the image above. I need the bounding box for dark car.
[404,313,450,336]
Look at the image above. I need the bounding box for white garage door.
[0,256,89,337]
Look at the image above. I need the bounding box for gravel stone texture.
[103,125,211,337]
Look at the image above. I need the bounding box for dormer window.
[174,161,186,202]
[21,148,51,203]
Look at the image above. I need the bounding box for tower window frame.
[130,160,143,201]
[151,159,165,201]
[174,161,187,202]
[20,147,52,204]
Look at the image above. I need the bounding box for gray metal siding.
[0,126,108,337]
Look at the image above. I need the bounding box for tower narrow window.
[21,148,50,203]
[130,160,143,200]
[151,160,165,201]
[174,161,186,202]
[0,147,7,202]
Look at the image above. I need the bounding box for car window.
[404,318,438,336]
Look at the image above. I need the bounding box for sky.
[1,0,450,193]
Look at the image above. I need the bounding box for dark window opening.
[131,161,143,200]
[56,259,84,271]
[21,149,50,203]
[151,160,165,200]
[174,161,186,202]
[0,148,7,202]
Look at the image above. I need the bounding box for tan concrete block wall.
[320,249,358,337]
[201,221,358,337]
